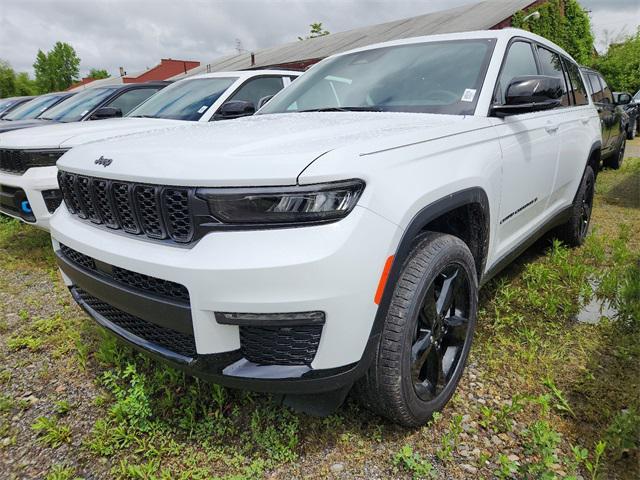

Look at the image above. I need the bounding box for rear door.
[586,73,613,152]
[598,76,621,147]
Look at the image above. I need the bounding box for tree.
[33,42,81,93]
[298,22,330,41]
[512,0,594,65]
[0,60,37,98]
[590,28,640,93]
[88,68,110,80]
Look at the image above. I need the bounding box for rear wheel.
[628,119,636,140]
[605,136,625,170]
[556,165,595,247]
[356,233,477,427]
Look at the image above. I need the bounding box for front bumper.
[0,167,60,229]
[50,205,401,392]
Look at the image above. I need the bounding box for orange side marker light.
[374,255,394,305]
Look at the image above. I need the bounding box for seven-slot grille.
[58,171,195,243]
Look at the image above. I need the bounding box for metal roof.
[172,0,536,79]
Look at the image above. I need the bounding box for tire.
[556,165,595,247]
[605,136,625,170]
[356,232,478,427]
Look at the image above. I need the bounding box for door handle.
[580,117,590,125]
[545,124,559,134]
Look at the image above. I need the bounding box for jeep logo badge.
[95,156,113,167]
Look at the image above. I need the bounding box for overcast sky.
[1,0,638,78]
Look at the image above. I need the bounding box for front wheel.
[356,233,478,427]
[605,136,625,170]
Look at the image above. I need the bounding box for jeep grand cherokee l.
[0,71,298,228]
[50,29,600,426]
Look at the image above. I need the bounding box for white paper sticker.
[197,105,208,114]
[80,110,89,117]
[461,88,476,102]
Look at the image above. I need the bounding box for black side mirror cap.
[214,100,255,120]
[257,95,274,110]
[491,75,563,117]
[91,106,122,120]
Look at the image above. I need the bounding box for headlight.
[196,179,365,226]
[25,150,68,168]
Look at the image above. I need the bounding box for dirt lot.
[1,142,639,480]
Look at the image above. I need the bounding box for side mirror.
[615,93,632,105]
[91,106,122,120]
[257,95,274,110]
[491,75,563,117]
[215,100,255,120]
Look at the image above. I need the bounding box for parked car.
[0,92,76,133]
[0,82,167,135]
[613,91,639,139]
[0,71,299,228]
[581,67,629,169]
[50,29,600,426]
[0,96,35,118]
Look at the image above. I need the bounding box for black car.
[0,96,35,119]
[0,82,168,134]
[581,67,630,169]
[613,91,639,139]
[0,92,76,132]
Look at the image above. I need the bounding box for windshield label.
[197,105,208,114]
[461,89,476,102]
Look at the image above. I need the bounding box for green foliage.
[0,59,37,98]
[298,22,330,41]
[31,416,72,448]
[512,0,594,64]
[590,29,640,93]
[33,41,81,93]
[605,408,640,460]
[88,68,110,80]
[393,445,438,479]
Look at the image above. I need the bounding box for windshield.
[0,99,21,115]
[3,94,67,121]
[634,90,640,102]
[128,77,237,120]
[260,39,495,116]
[41,87,116,122]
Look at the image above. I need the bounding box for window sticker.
[197,105,208,114]
[461,88,477,102]
[80,110,89,117]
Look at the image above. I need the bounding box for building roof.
[172,0,537,79]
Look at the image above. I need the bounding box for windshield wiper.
[298,106,384,113]
[129,115,157,118]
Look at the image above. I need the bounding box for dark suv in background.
[581,67,629,169]
[613,91,639,140]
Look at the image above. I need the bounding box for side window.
[227,77,285,107]
[564,60,589,106]
[536,47,570,107]
[106,88,160,115]
[495,41,538,104]
[599,76,613,104]
[588,74,604,103]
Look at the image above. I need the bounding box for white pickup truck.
[50,29,600,426]
[0,70,299,228]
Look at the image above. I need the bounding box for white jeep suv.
[0,70,299,229]
[50,29,600,426]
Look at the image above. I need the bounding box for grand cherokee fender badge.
[95,156,113,167]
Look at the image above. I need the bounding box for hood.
[0,119,55,134]
[58,112,479,186]
[0,117,182,149]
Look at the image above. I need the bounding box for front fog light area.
[196,179,364,226]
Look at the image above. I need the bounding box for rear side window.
[587,74,603,102]
[495,41,538,104]
[599,76,614,104]
[536,47,570,106]
[563,60,589,106]
[226,77,284,107]
[107,88,161,115]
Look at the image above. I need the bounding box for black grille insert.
[240,325,323,366]
[76,288,197,358]
[42,189,63,214]
[59,244,190,304]
[57,171,195,243]
[0,149,65,174]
